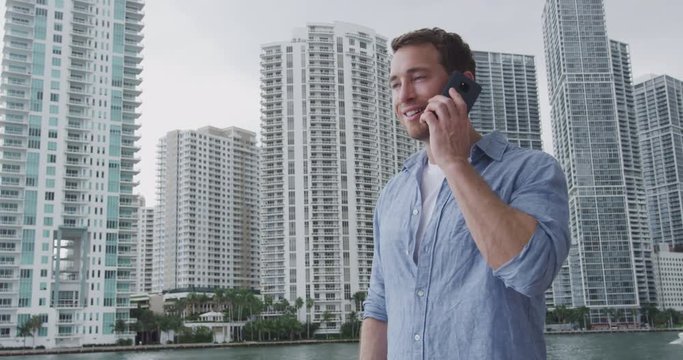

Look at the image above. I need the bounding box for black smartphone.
[441,71,481,113]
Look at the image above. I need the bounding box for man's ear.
[463,71,475,81]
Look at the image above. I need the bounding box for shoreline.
[1,329,681,357]
[544,327,683,336]
[0,339,357,357]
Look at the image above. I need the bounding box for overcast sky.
[134,0,683,202]
[9,0,683,202]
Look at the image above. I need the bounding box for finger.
[448,88,469,117]
[420,109,438,127]
[438,92,460,121]
[424,99,453,124]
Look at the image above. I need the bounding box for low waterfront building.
[653,245,683,311]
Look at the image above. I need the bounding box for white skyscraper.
[0,0,143,347]
[154,126,259,292]
[136,197,153,293]
[542,0,654,320]
[471,51,542,150]
[259,22,416,332]
[635,75,683,248]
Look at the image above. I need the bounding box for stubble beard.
[404,120,430,142]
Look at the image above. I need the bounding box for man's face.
[389,43,450,141]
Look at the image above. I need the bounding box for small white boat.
[669,332,683,345]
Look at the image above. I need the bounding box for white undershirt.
[414,162,446,263]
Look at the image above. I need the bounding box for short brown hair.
[391,28,476,76]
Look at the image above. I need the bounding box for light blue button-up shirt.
[364,131,570,360]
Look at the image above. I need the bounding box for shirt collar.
[402,131,508,171]
[471,131,508,163]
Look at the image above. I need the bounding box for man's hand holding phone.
[420,71,482,167]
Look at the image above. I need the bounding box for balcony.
[52,301,81,309]
[71,26,92,41]
[125,5,144,22]
[68,73,90,86]
[72,5,93,18]
[71,15,93,29]
[125,29,143,43]
[65,134,89,145]
[5,17,33,34]
[124,41,143,54]
[2,64,30,77]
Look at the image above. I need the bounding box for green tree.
[340,311,361,339]
[295,297,304,318]
[605,308,618,328]
[17,322,32,348]
[132,308,158,344]
[321,310,334,339]
[113,319,127,336]
[640,303,659,328]
[663,308,681,328]
[352,291,367,312]
[22,315,44,348]
[264,295,274,310]
[574,306,590,330]
[305,297,315,339]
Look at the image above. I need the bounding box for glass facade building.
[635,75,683,248]
[0,0,143,347]
[542,0,654,318]
[471,51,542,150]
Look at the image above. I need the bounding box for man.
[360,28,570,359]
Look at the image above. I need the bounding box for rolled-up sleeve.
[493,155,570,297]
[363,201,388,321]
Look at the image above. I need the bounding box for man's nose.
[397,82,416,102]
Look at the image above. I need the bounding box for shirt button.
[417,290,425,297]
[412,208,419,216]
[414,334,421,341]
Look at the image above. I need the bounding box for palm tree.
[322,310,334,339]
[295,297,304,318]
[197,293,210,314]
[352,291,366,312]
[664,308,680,328]
[305,297,315,339]
[186,293,200,318]
[168,297,188,319]
[25,316,44,348]
[605,308,618,328]
[264,294,273,310]
[17,322,32,348]
[640,302,659,328]
[574,306,590,330]
[160,314,184,344]
[224,288,237,321]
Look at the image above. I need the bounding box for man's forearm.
[359,318,387,360]
[443,159,537,270]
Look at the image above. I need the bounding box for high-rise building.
[151,141,166,294]
[136,197,153,293]
[542,0,653,319]
[610,41,656,307]
[634,75,683,248]
[259,22,416,332]
[471,51,542,150]
[0,0,143,347]
[652,245,683,311]
[154,127,259,292]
